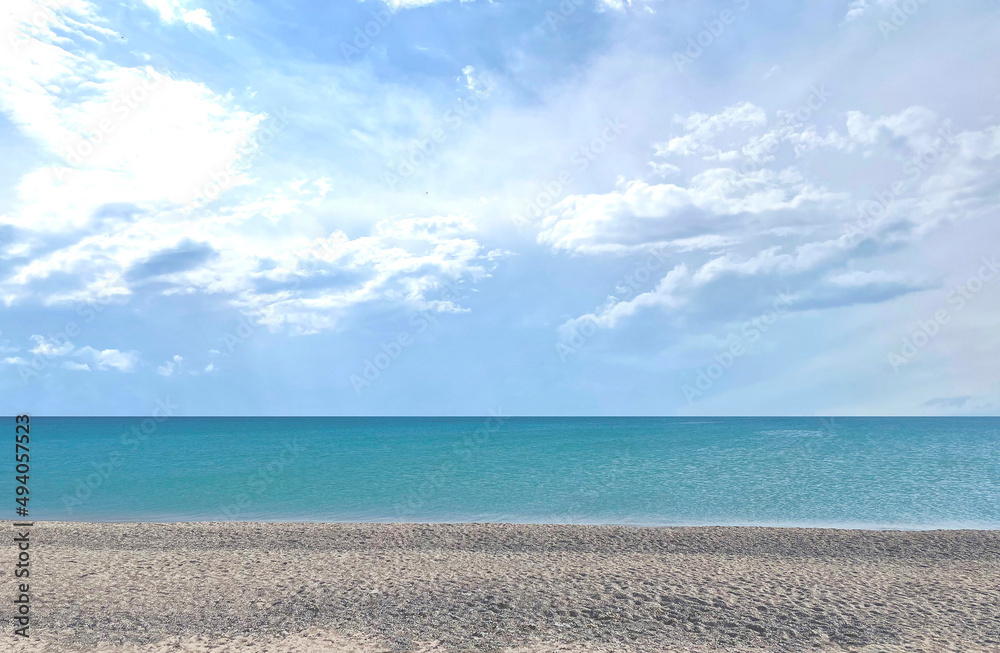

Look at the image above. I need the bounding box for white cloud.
[597,0,660,11]
[157,354,184,376]
[75,347,141,372]
[843,0,895,22]
[460,65,496,97]
[655,102,767,158]
[0,1,498,334]
[562,241,926,336]
[2,205,493,333]
[0,1,262,233]
[245,213,492,333]
[0,335,140,373]
[29,334,74,357]
[549,101,1000,336]
[537,170,842,255]
[388,0,457,9]
[562,263,690,335]
[649,161,681,177]
[140,0,215,30]
[539,103,1000,258]
[844,106,939,148]
[844,0,870,21]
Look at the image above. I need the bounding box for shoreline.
[34,519,1000,533]
[8,522,1000,652]
[30,518,1000,531]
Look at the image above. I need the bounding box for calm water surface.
[30,417,1000,528]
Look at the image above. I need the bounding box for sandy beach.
[7,522,1000,652]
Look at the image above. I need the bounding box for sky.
[1,0,998,416]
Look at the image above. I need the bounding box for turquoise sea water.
[27,417,1000,528]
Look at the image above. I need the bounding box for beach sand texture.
[6,522,1000,652]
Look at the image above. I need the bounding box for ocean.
[30,416,1000,528]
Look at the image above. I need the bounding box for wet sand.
[7,522,1000,652]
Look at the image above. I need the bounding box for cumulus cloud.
[0,1,497,334]
[549,102,1000,335]
[157,355,184,376]
[1,206,494,334]
[561,263,690,335]
[139,0,214,30]
[75,347,141,372]
[540,102,1000,258]
[0,335,140,373]
[655,102,767,159]
[561,247,927,337]
[29,335,74,357]
[249,213,493,333]
[537,170,843,255]
[844,106,940,148]
[0,0,263,233]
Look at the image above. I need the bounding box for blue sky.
[1,0,999,416]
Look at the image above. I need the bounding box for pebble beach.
[8,522,1000,652]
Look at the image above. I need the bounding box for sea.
[28,416,1000,528]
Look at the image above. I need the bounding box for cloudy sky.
[1,0,998,416]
